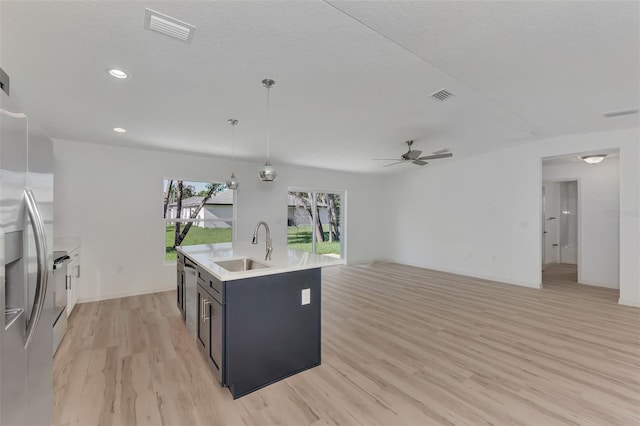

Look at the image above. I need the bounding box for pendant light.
[258,78,277,181]
[226,119,239,190]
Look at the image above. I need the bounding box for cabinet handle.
[65,275,70,290]
[203,300,211,322]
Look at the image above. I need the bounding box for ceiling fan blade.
[432,148,450,155]
[412,160,428,166]
[382,161,406,167]
[373,158,403,161]
[406,149,422,160]
[416,153,454,161]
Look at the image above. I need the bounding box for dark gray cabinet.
[197,269,224,384]
[184,259,322,399]
[225,268,321,399]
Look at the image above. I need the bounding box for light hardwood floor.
[54,262,640,426]
[543,263,578,285]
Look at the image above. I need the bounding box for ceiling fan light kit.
[373,140,453,167]
[258,78,278,182]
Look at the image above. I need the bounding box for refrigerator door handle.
[23,189,49,349]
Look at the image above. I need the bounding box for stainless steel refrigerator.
[0,69,53,425]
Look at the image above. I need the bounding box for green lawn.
[287,225,341,256]
[166,225,232,261]
[166,224,339,261]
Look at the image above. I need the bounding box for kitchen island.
[176,243,342,399]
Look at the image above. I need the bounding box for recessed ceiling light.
[107,68,129,79]
[113,127,126,133]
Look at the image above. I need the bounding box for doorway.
[542,180,579,285]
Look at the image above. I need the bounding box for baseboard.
[618,298,640,308]
[78,285,175,303]
[346,257,391,267]
[385,260,541,289]
[579,279,619,290]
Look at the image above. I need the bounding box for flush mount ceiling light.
[113,127,126,133]
[580,154,607,164]
[226,119,239,190]
[258,79,277,182]
[107,68,129,79]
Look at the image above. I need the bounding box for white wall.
[53,140,388,302]
[385,128,640,306]
[543,158,620,288]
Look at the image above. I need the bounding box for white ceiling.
[1,1,638,174]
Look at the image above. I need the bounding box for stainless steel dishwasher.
[184,259,198,338]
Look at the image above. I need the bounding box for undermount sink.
[214,257,271,272]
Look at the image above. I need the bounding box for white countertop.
[177,242,344,281]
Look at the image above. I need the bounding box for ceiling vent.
[602,108,639,118]
[144,9,195,43]
[429,88,455,102]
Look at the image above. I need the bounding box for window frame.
[287,186,346,261]
[163,178,237,264]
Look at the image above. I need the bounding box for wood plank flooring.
[543,263,578,285]
[54,262,640,425]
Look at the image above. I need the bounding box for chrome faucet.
[251,221,272,261]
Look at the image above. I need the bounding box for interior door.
[543,183,560,264]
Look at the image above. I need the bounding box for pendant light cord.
[231,122,236,169]
[266,85,271,161]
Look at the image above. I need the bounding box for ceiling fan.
[374,140,453,167]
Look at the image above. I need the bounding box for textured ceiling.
[1,1,638,174]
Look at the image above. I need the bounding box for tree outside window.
[163,179,234,261]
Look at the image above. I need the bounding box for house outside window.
[163,179,234,261]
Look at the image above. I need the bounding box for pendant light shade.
[226,119,239,190]
[259,78,277,182]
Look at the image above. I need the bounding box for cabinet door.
[196,286,210,354]
[209,299,223,382]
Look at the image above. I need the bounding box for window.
[287,189,344,259]
[163,179,234,261]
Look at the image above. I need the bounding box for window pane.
[163,179,234,262]
[287,191,313,253]
[287,191,342,258]
[165,221,232,261]
[316,192,341,258]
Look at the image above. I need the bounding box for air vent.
[429,88,455,102]
[144,9,195,43]
[602,108,639,118]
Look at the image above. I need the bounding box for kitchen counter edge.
[177,242,343,281]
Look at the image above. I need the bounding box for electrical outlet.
[301,288,310,305]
